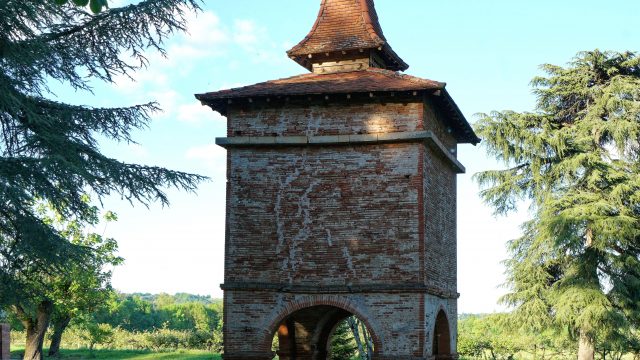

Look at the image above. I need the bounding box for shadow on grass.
[10,347,221,360]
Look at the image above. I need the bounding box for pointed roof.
[287,0,409,72]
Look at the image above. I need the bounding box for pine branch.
[0,0,207,311]
[5,0,201,91]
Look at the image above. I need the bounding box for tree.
[0,0,204,306]
[347,317,373,360]
[46,202,123,357]
[475,50,640,360]
[328,320,357,360]
[1,0,204,358]
[12,200,122,359]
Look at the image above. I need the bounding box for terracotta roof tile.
[287,0,408,71]
[196,68,441,101]
[195,69,480,144]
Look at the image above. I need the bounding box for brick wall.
[424,148,458,294]
[424,297,458,355]
[222,98,460,359]
[224,292,425,356]
[227,101,423,137]
[423,98,457,151]
[226,143,422,286]
[0,323,9,360]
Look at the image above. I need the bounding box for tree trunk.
[48,315,72,357]
[360,321,373,360]
[347,317,365,359]
[578,226,596,360]
[21,300,54,360]
[578,330,595,360]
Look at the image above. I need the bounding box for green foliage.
[11,347,222,359]
[457,314,628,360]
[328,321,357,360]
[0,0,205,308]
[81,323,115,350]
[458,314,524,360]
[92,293,223,334]
[346,316,373,360]
[41,200,123,319]
[6,199,123,357]
[13,325,222,353]
[475,50,640,350]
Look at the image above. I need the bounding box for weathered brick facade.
[0,323,9,360]
[217,97,464,359]
[196,1,478,359]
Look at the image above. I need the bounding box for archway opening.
[432,310,451,358]
[271,305,375,360]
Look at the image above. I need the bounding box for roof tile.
[196,68,442,100]
[287,0,408,71]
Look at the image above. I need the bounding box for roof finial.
[287,0,408,73]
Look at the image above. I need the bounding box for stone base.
[0,324,9,360]
[222,352,275,360]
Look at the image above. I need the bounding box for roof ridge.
[357,0,386,45]
[364,67,445,86]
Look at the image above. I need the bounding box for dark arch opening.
[432,310,451,358]
[271,305,375,360]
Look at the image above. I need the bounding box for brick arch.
[260,296,382,352]
[432,309,451,357]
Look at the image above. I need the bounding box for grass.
[10,347,222,360]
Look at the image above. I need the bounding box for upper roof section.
[287,0,409,72]
[196,68,481,144]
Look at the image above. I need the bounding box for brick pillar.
[0,323,9,360]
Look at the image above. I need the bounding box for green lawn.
[10,347,222,359]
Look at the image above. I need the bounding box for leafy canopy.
[0,0,205,306]
[11,198,122,326]
[475,50,640,342]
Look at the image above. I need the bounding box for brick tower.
[196,1,479,359]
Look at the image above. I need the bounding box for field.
[10,347,222,360]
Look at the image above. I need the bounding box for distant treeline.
[9,292,222,334]
[93,292,222,333]
[9,292,224,353]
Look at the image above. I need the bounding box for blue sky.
[70,0,640,314]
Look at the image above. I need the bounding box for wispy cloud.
[233,20,259,47]
[109,9,286,128]
[177,102,227,125]
[166,11,230,63]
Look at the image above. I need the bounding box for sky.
[63,0,640,314]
